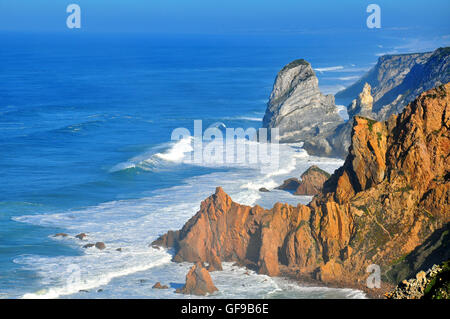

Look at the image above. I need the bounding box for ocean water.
[0,30,443,299]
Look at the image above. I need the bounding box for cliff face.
[265,48,449,159]
[262,59,343,156]
[330,48,450,158]
[336,47,450,121]
[154,84,450,287]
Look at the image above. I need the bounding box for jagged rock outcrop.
[262,59,343,156]
[154,84,450,288]
[329,83,376,158]
[176,262,218,296]
[347,83,375,119]
[295,165,331,196]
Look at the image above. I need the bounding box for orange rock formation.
[154,84,450,287]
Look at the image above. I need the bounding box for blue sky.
[0,0,449,33]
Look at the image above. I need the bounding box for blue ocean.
[0,29,446,298]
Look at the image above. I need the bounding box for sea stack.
[262,59,343,156]
[176,263,218,296]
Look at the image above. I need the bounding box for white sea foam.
[155,136,193,162]
[14,137,357,299]
[110,137,193,172]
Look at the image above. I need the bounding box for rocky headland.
[263,47,449,158]
[336,47,450,121]
[329,47,450,158]
[153,84,450,297]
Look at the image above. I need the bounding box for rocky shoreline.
[152,84,450,298]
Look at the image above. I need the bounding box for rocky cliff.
[154,84,450,290]
[262,59,343,156]
[330,47,449,158]
[336,47,450,121]
[265,48,449,159]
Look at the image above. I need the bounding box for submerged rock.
[53,233,68,238]
[176,262,218,296]
[95,242,106,250]
[75,233,87,240]
[259,187,270,193]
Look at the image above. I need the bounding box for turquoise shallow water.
[0,30,447,298]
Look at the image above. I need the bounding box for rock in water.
[75,233,87,240]
[176,263,218,296]
[152,282,169,289]
[262,59,343,156]
[275,178,301,191]
[295,165,331,195]
[53,233,68,238]
[95,242,106,250]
